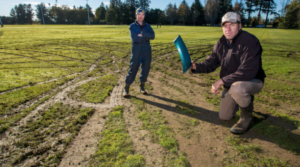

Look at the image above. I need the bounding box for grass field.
[0,25,299,166]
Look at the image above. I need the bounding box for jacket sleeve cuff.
[221,78,231,88]
[191,63,203,73]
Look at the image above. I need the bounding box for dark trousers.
[219,79,264,120]
[125,46,152,85]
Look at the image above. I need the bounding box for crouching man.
[191,12,266,134]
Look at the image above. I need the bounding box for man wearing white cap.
[191,12,266,134]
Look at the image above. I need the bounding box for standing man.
[191,12,266,134]
[123,7,155,97]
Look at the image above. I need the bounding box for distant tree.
[298,9,300,25]
[145,8,165,24]
[50,6,67,24]
[1,16,15,24]
[256,0,266,18]
[204,0,220,25]
[278,0,300,28]
[235,0,247,24]
[217,0,233,24]
[10,8,17,24]
[36,3,52,24]
[86,4,95,23]
[233,2,242,13]
[245,0,257,26]
[191,0,205,25]
[126,0,138,22]
[106,0,117,24]
[10,4,33,24]
[138,0,151,10]
[95,2,106,23]
[165,3,177,25]
[177,0,191,25]
[263,0,278,26]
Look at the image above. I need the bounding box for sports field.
[0,25,299,166]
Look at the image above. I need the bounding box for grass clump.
[131,97,189,167]
[89,106,145,167]
[68,74,118,103]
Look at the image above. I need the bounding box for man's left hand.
[138,34,142,37]
[212,79,224,94]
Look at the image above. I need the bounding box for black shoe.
[140,83,147,95]
[123,85,130,97]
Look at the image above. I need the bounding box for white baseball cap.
[221,12,241,26]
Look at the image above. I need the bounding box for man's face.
[222,22,241,40]
[136,13,145,22]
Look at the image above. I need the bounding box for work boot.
[230,96,254,134]
[140,82,147,95]
[123,85,130,97]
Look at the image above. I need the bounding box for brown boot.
[230,97,254,134]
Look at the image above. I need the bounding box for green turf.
[1,25,300,165]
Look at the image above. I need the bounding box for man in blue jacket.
[123,7,155,97]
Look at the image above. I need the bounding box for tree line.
[0,0,299,28]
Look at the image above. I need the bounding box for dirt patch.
[58,108,110,167]
[122,102,165,166]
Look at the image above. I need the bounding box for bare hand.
[212,79,224,94]
[138,34,142,37]
[191,60,196,70]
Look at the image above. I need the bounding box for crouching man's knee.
[229,82,252,108]
[219,114,233,120]
[219,109,235,120]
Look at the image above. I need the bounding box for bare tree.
[204,0,220,26]
[233,2,242,13]
[245,0,256,26]
[165,3,177,25]
[256,0,265,18]
[263,0,277,26]
[177,0,191,25]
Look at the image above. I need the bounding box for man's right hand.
[138,34,142,37]
[191,60,196,70]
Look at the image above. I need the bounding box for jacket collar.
[136,21,146,27]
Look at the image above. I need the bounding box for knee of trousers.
[229,82,252,108]
[219,112,234,120]
[219,104,236,120]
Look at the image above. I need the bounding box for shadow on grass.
[131,94,300,155]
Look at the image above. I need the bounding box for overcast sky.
[1,0,283,19]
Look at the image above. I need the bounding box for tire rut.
[122,102,165,166]
[58,79,124,167]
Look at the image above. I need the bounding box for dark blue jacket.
[129,22,155,44]
[129,21,155,60]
